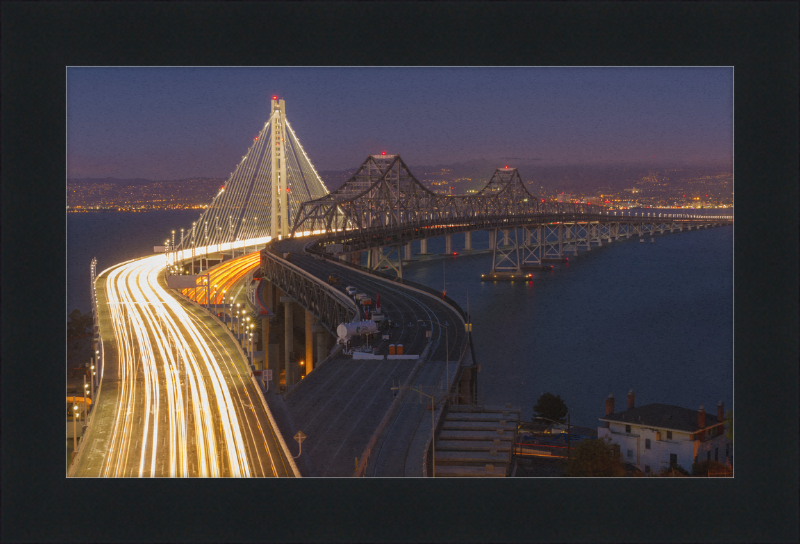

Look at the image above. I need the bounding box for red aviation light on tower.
[254,136,258,141]
[272,95,277,100]
[505,165,509,169]
[382,151,386,155]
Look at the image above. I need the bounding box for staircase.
[433,404,520,477]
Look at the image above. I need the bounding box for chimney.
[628,389,635,410]
[698,404,706,429]
[605,393,615,416]
[717,401,724,424]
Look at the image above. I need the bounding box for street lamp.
[72,404,79,459]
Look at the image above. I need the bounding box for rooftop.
[599,403,721,433]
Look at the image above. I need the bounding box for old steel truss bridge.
[289,154,733,277]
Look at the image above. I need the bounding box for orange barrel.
[389,344,396,355]
[397,344,403,355]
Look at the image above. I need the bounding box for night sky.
[67,67,732,179]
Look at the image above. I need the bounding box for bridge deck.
[265,238,467,476]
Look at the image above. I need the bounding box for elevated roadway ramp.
[264,237,466,476]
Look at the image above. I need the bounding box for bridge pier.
[464,231,472,251]
[445,234,453,255]
[488,230,496,250]
[404,243,412,261]
[313,322,328,366]
[418,239,429,255]
[280,296,294,388]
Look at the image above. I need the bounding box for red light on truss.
[272,95,277,100]
[382,151,386,155]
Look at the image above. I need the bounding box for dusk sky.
[67,67,732,180]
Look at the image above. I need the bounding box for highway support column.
[419,239,428,254]
[313,322,328,366]
[404,243,412,261]
[464,231,472,251]
[445,234,453,254]
[305,310,314,375]
[280,296,294,388]
[261,317,275,370]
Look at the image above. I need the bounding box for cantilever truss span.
[290,155,594,237]
[176,99,329,252]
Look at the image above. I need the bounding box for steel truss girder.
[260,249,358,336]
[491,227,522,272]
[543,224,564,258]
[290,156,596,239]
[521,225,542,265]
[370,245,404,278]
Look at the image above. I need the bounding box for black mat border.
[2,2,797,543]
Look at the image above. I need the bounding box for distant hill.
[68,177,226,186]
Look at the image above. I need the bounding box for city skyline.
[67,67,733,180]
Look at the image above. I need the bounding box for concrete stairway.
[433,405,520,477]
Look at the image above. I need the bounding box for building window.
[625,425,631,433]
[666,431,673,440]
[715,448,719,461]
[645,439,651,449]
[670,453,677,467]
[627,449,633,459]
[645,465,651,473]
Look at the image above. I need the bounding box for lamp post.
[72,404,79,459]
[83,378,90,434]
[90,361,95,400]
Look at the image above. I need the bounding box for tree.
[724,410,733,443]
[67,309,93,339]
[691,460,726,477]
[565,437,627,477]
[532,392,568,423]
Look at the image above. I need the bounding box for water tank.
[337,320,378,341]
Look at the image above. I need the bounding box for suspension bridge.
[74,98,732,478]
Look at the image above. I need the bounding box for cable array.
[175,109,330,253]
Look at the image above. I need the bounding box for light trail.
[96,249,281,477]
[181,252,261,306]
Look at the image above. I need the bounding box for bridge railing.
[260,243,359,335]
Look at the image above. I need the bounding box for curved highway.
[270,238,467,476]
[74,251,296,477]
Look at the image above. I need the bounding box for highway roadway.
[74,251,296,477]
[274,238,466,361]
[270,238,467,476]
